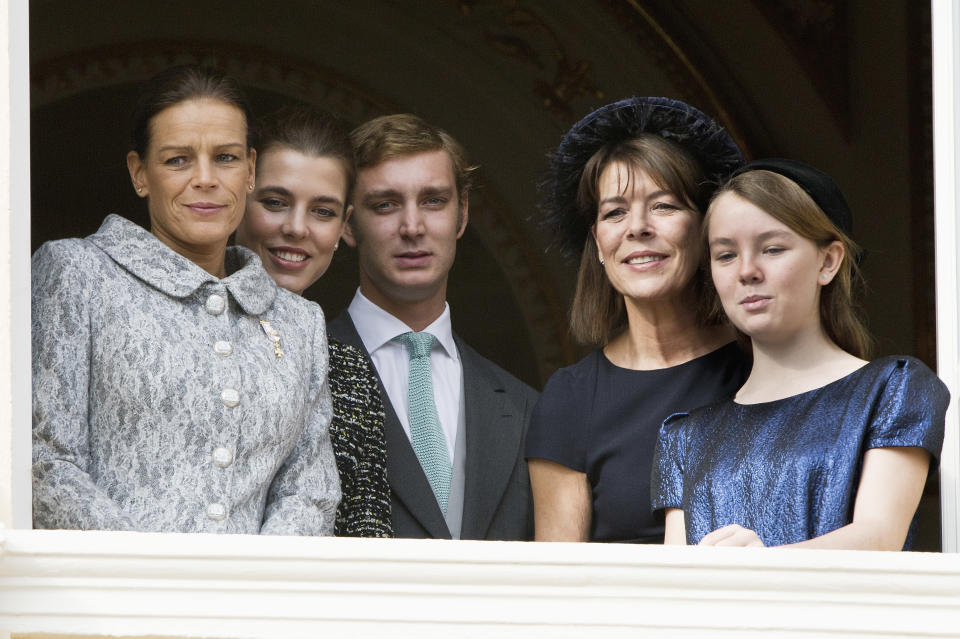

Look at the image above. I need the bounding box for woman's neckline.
[600,340,738,373]
[733,358,876,406]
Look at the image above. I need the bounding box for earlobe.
[341,218,358,248]
[819,240,845,285]
[126,151,148,198]
[590,225,603,263]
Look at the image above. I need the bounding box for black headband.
[731,159,853,235]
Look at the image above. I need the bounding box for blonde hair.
[705,169,872,359]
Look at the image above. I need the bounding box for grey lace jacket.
[32,214,341,535]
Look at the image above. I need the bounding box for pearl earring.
[334,242,339,251]
[136,186,142,194]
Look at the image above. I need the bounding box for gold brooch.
[259,320,284,359]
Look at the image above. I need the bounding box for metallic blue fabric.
[652,356,949,547]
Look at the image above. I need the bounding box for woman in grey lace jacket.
[31,66,341,534]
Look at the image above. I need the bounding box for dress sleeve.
[867,357,950,465]
[261,306,342,536]
[650,413,690,512]
[31,241,138,530]
[524,364,590,472]
[328,341,392,538]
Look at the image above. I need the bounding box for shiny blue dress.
[652,356,949,547]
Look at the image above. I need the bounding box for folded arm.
[697,447,930,550]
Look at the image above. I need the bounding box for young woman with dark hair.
[236,106,391,537]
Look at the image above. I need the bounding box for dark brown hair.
[130,65,253,157]
[569,134,723,345]
[706,169,872,359]
[254,106,356,204]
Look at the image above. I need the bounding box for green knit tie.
[394,331,451,513]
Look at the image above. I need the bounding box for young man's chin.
[361,274,445,305]
[392,280,445,302]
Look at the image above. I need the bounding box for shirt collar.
[347,288,458,361]
[88,214,278,315]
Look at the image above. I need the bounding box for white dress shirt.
[347,289,462,461]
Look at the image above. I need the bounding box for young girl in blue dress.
[652,159,948,549]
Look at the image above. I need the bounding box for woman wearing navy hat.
[652,160,948,548]
[526,97,750,543]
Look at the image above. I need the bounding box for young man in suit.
[328,114,535,540]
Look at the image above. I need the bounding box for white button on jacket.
[205,294,226,315]
[206,502,227,520]
[212,447,233,468]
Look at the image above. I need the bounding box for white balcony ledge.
[1,528,959,638]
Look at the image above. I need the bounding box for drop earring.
[599,256,605,265]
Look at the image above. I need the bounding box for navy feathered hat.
[543,96,744,258]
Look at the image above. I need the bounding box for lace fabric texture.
[32,214,341,535]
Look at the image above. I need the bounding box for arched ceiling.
[28,0,927,383]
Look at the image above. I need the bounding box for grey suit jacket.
[328,312,535,540]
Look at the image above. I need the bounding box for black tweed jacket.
[328,339,392,537]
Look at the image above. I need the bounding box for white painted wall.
[0,0,32,531]
[2,529,960,637]
[0,0,13,533]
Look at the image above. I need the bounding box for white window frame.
[1,0,33,530]
[934,0,960,553]
[3,2,960,636]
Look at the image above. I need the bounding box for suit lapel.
[457,336,524,540]
[328,313,451,539]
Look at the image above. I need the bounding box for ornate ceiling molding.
[30,40,395,118]
[450,0,605,121]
